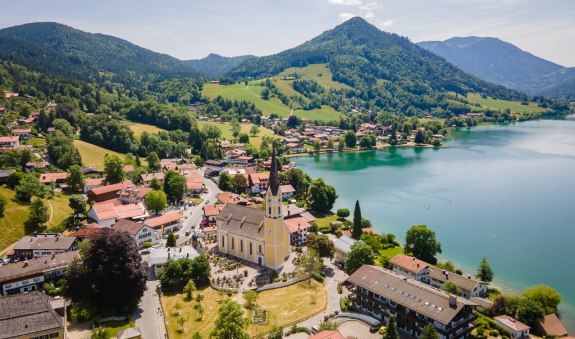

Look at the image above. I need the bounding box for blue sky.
[1,0,573,66]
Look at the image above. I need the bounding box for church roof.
[216,204,265,241]
[269,146,280,196]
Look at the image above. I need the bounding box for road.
[176,174,221,246]
[134,259,167,339]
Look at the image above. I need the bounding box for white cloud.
[329,0,362,5]
[364,11,375,19]
[339,12,356,21]
[360,2,382,11]
[381,20,393,27]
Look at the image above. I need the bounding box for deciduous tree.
[27,197,49,229]
[336,208,350,219]
[183,279,196,301]
[404,224,442,264]
[145,189,167,215]
[164,170,186,203]
[250,125,260,137]
[384,316,400,339]
[69,195,87,220]
[104,154,125,184]
[441,282,461,295]
[66,164,84,192]
[307,233,335,259]
[345,241,374,274]
[166,229,177,247]
[244,290,258,308]
[523,284,561,314]
[307,178,337,213]
[344,130,357,148]
[0,194,6,218]
[218,172,234,192]
[210,299,249,339]
[146,151,161,172]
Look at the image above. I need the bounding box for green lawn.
[466,93,549,114]
[202,82,343,122]
[123,121,167,140]
[278,64,351,90]
[0,187,73,252]
[97,319,135,338]
[196,121,281,148]
[24,137,47,147]
[313,214,339,228]
[74,140,146,169]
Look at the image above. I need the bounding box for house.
[123,164,135,175]
[494,315,530,338]
[148,246,200,277]
[347,265,478,339]
[217,150,290,269]
[69,223,104,240]
[12,235,77,261]
[0,291,65,338]
[309,330,345,339]
[39,172,69,188]
[333,235,357,264]
[216,192,249,205]
[284,216,311,246]
[112,219,158,248]
[87,180,133,202]
[205,160,227,171]
[0,136,19,149]
[534,314,568,338]
[279,184,296,200]
[0,169,15,185]
[141,172,165,187]
[203,204,226,224]
[224,148,247,161]
[119,185,152,204]
[161,159,178,172]
[0,251,80,296]
[47,127,56,134]
[25,160,50,172]
[87,200,149,227]
[389,254,430,282]
[82,165,104,177]
[249,172,270,194]
[83,177,106,194]
[12,128,32,140]
[184,171,205,195]
[230,156,255,166]
[145,212,182,235]
[391,254,487,299]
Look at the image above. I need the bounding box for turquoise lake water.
[295,117,575,332]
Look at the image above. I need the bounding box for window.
[249,242,253,255]
[268,207,271,214]
[278,207,281,214]
[231,237,235,250]
[240,240,244,252]
[259,245,262,254]
[50,333,60,338]
[221,236,225,247]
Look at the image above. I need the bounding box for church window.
[278,207,281,214]
[249,242,253,255]
[258,245,262,253]
[268,207,271,215]
[268,228,272,234]
[231,237,235,250]
[221,236,225,247]
[240,240,244,252]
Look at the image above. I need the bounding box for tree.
[414,130,425,144]
[7,171,24,189]
[91,327,111,339]
[475,257,494,282]
[210,298,249,339]
[164,170,186,203]
[177,316,186,334]
[146,151,161,171]
[159,256,211,290]
[197,304,205,321]
[0,194,6,218]
[183,279,196,301]
[244,290,258,308]
[69,195,87,220]
[298,249,323,285]
[218,172,234,192]
[307,233,335,259]
[149,176,162,190]
[192,332,203,339]
[27,198,49,229]
[62,228,148,314]
[238,133,250,144]
[145,189,167,215]
[167,229,177,247]
[268,325,283,339]
[232,173,248,193]
[515,298,544,326]
[345,241,374,274]
[336,208,350,219]
[442,281,462,295]
[384,317,399,339]
[287,115,299,128]
[420,324,439,339]
[260,88,270,100]
[352,200,362,239]
[15,174,46,202]
[66,164,84,192]
[47,131,82,169]
[523,284,561,314]
[307,178,337,213]
[104,154,125,184]
[436,260,458,274]
[230,119,241,139]
[313,141,321,152]
[404,225,442,264]
[318,320,339,331]
[250,125,260,137]
[344,130,357,148]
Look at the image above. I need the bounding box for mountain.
[418,37,575,96]
[0,22,198,82]
[227,18,524,116]
[185,53,254,79]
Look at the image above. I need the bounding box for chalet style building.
[216,149,290,270]
[347,265,478,339]
[0,292,66,338]
[12,235,77,261]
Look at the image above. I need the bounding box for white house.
[145,212,182,235]
[112,219,159,248]
[333,235,357,264]
[0,136,20,148]
[279,184,296,200]
[389,254,430,282]
[87,201,149,227]
[148,246,200,277]
[494,315,530,338]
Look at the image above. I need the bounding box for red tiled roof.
[389,254,429,273]
[70,223,104,239]
[283,217,311,233]
[0,136,19,143]
[146,212,182,228]
[279,184,295,193]
[39,172,68,184]
[12,129,31,134]
[249,172,269,185]
[112,219,145,236]
[89,180,132,196]
[309,331,344,339]
[216,192,248,205]
[84,178,106,187]
[204,204,225,217]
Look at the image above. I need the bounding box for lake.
[295,117,575,332]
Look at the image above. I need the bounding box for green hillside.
[466,94,550,114]
[278,64,351,90]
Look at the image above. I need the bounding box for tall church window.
[240,240,244,252]
[268,207,271,215]
[249,242,253,255]
[231,237,235,250]
[221,236,225,247]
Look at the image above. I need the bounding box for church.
[216,149,291,270]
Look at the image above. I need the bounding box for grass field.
[196,121,280,148]
[466,93,549,114]
[0,187,72,252]
[278,64,351,90]
[161,281,326,338]
[313,214,339,228]
[202,82,343,122]
[75,140,127,169]
[124,121,166,139]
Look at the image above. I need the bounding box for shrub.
[243,269,248,277]
[339,297,349,311]
[490,330,499,337]
[142,242,152,248]
[312,272,324,283]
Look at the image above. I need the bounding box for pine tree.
[476,257,494,282]
[167,229,177,247]
[420,324,439,339]
[384,317,399,339]
[352,200,362,239]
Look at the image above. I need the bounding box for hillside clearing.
[196,121,280,148]
[124,121,167,139]
[466,93,549,114]
[75,140,147,169]
[278,64,351,90]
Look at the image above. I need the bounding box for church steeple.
[269,145,280,196]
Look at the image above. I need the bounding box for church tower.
[264,146,290,269]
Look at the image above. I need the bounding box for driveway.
[133,257,167,339]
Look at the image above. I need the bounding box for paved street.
[134,255,167,339]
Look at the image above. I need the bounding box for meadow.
[466,93,549,114]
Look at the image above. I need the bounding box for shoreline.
[286,142,446,158]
